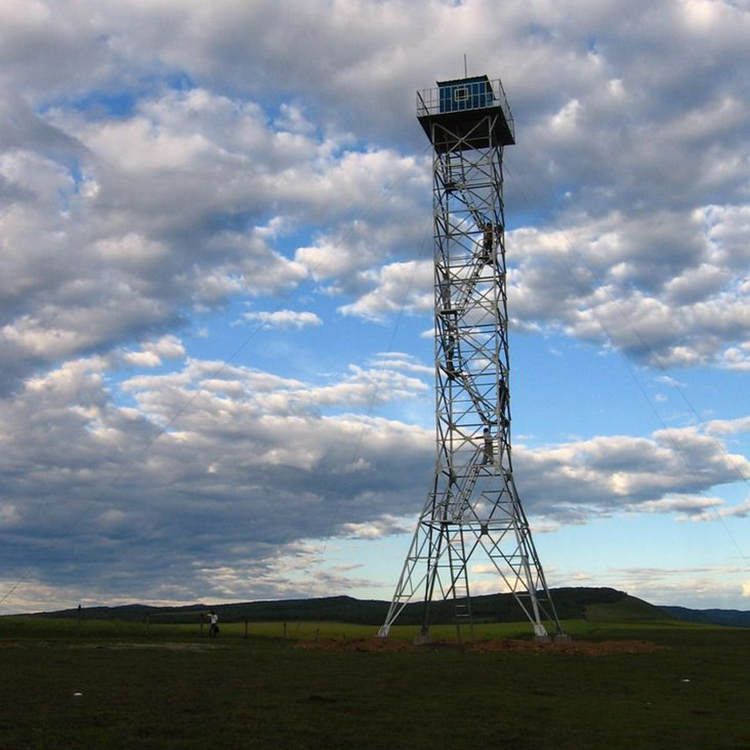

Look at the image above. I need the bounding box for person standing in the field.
[208,609,219,638]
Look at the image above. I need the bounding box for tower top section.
[417,75,515,152]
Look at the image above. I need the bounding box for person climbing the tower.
[444,333,457,378]
[482,427,494,465]
[439,277,452,314]
[481,223,494,264]
[498,378,509,425]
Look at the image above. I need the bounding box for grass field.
[2,617,749,750]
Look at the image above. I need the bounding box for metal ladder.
[446,527,474,643]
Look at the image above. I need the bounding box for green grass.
[0,613,714,642]
[0,616,194,639]
[1,617,749,749]
[2,615,536,642]
[0,615,585,641]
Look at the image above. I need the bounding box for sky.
[1,0,749,615]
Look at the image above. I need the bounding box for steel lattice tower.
[379,75,564,642]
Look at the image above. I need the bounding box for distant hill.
[14,587,749,629]
[18,586,688,626]
[658,606,750,629]
[585,594,671,623]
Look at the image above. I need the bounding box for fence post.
[77,604,82,638]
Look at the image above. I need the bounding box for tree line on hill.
[17,586,750,628]
[21,587,643,624]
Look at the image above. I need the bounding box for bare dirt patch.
[73,642,228,652]
[296,637,665,655]
[469,638,666,655]
[296,637,416,652]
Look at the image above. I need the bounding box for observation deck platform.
[417,75,515,152]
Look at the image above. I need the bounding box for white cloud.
[506,208,750,368]
[243,310,322,330]
[1,0,748,386]
[515,427,750,520]
[369,352,434,376]
[2,348,749,608]
[693,498,750,522]
[638,495,724,517]
[0,352,436,608]
[146,335,186,360]
[340,515,413,539]
[0,79,429,389]
[706,416,750,436]
[123,350,161,368]
[0,503,21,527]
[338,261,433,321]
[1,0,750,609]
[602,565,750,608]
[121,337,186,368]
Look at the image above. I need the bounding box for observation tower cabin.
[416,75,515,152]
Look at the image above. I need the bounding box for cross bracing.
[379,80,564,642]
